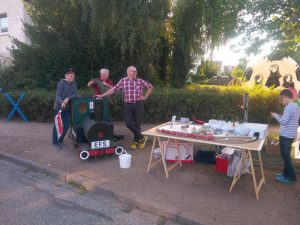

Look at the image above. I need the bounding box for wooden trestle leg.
[229,149,265,200]
[147,137,182,178]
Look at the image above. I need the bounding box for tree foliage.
[8,0,93,89]
[88,0,170,81]
[197,60,221,79]
[1,0,246,90]
[171,0,247,87]
[231,67,244,78]
[231,57,248,78]
[239,0,300,61]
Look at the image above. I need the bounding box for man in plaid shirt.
[99,66,153,149]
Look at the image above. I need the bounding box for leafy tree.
[7,0,170,89]
[239,0,300,60]
[236,57,248,70]
[170,0,247,87]
[9,0,93,89]
[231,57,248,78]
[231,67,244,78]
[197,60,221,79]
[186,72,208,84]
[88,0,170,81]
[3,0,246,90]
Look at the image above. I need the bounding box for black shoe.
[58,143,66,149]
[53,144,62,151]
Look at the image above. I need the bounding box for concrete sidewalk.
[0,119,299,225]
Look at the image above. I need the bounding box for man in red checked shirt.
[87,68,113,95]
[99,66,153,150]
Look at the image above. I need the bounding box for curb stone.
[0,151,69,181]
[0,150,204,225]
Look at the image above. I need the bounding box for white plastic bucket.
[119,153,132,169]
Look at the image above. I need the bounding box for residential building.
[223,65,235,75]
[0,0,31,65]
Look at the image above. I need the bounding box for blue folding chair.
[4,92,28,122]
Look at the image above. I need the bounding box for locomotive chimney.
[94,98,103,122]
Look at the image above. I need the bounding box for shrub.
[0,89,55,122]
[186,73,208,84]
[0,85,282,123]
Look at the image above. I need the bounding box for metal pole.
[243,93,249,123]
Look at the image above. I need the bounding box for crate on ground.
[215,146,236,174]
[161,141,193,163]
[216,154,229,174]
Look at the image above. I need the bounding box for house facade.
[0,0,31,64]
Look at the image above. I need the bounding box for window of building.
[0,13,8,33]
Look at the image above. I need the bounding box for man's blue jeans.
[279,135,297,181]
[52,110,71,145]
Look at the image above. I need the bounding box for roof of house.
[207,76,241,86]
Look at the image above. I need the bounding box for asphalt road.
[0,159,178,225]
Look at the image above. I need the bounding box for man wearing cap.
[52,68,77,150]
[87,68,113,95]
[98,66,153,150]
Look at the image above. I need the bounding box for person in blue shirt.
[271,89,300,184]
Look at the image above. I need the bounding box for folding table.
[142,122,267,200]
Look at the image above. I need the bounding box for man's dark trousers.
[124,101,144,142]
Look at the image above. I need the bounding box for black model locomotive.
[70,96,123,160]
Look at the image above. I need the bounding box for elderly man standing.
[87,68,113,95]
[52,68,77,150]
[99,66,153,149]
[87,68,114,122]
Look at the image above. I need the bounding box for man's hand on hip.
[139,95,146,101]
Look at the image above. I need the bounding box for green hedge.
[0,85,281,123]
[144,85,281,123]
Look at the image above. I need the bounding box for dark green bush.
[0,89,55,122]
[0,85,282,123]
[145,85,281,123]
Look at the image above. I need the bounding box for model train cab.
[70,96,123,160]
